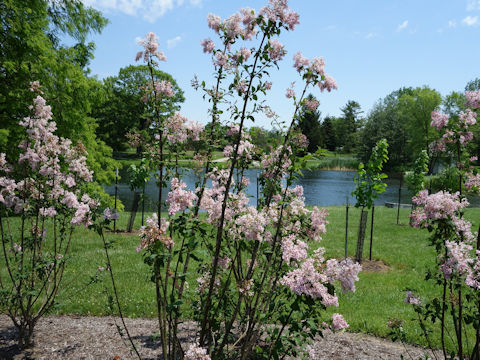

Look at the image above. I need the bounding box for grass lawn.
[1,206,479,351]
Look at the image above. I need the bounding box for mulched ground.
[0,315,441,359]
[359,259,391,273]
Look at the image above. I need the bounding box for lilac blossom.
[184,343,211,360]
[201,38,215,53]
[207,13,221,33]
[167,178,197,216]
[332,313,349,331]
[466,250,480,290]
[293,52,310,72]
[138,213,171,252]
[214,51,228,67]
[318,74,338,92]
[430,110,449,130]
[459,109,477,127]
[154,80,174,98]
[441,241,473,279]
[304,99,320,111]
[465,173,480,191]
[285,82,295,98]
[103,208,119,220]
[281,235,308,264]
[465,90,480,109]
[268,39,286,61]
[404,291,422,306]
[326,258,362,292]
[136,32,166,63]
[280,258,339,306]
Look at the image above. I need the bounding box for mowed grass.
[1,206,479,350]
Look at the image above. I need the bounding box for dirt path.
[0,315,440,359]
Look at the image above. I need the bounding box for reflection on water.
[104,168,479,212]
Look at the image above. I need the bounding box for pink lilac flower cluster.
[281,235,308,264]
[332,313,349,331]
[137,213,171,252]
[259,0,300,30]
[29,80,43,94]
[222,139,256,160]
[261,145,292,179]
[154,80,174,98]
[136,32,166,64]
[230,207,267,241]
[167,178,197,216]
[404,291,421,306]
[238,278,254,297]
[465,90,480,109]
[430,110,449,130]
[465,173,480,191]
[103,208,119,220]
[285,82,295,98]
[196,271,221,294]
[466,250,480,290]
[281,245,361,307]
[233,47,252,64]
[441,240,473,279]
[429,92,478,152]
[201,38,215,53]
[226,123,240,136]
[0,92,95,226]
[268,39,286,62]
[234,80,248,94]
[280,256,339,307]
[304,98,320,112]
[164,113,204,144]
[184,343,211,360]
[199,168,249,225]
[326,258,362,292]
[410,189,480,287]
[206,6,259,45]
[214,51,228,67]
[308,207,329,241]
[292,52,338,93]
[410,190,469,228]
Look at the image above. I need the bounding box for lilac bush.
[99,1,363,359]
[0,84,96,347]
[406,89,480,359]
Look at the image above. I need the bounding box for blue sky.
[82,0,480,128]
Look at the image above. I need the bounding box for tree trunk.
[127,191,141,232]
[355,209,368,263]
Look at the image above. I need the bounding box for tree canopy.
[0,0,116,183]
[92,65,185,153]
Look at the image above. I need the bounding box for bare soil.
[359,259,391,273]
[0,315,441,359]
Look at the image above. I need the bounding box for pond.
[104,168,480,212]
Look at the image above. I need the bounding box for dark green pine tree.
[297,94,322,153]
[320,116,336,151]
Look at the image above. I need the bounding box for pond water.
[104,168,480,212]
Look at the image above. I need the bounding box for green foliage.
[297,94,322,153]
[358,87,441,172]
[398,86,442,161]
[93,65,185,152]
[128,160,150,191]
[353,138,389,209]
[249,126,283,153]
[320,116,336,151]
[334,100,363,153]
[465,77,480,91]
[405,150,429,195]
[0,0,116,184]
